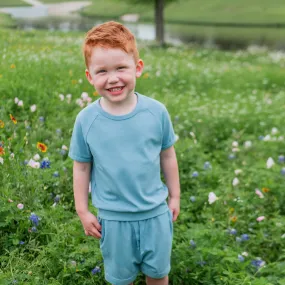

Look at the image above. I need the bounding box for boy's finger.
[93,220,102,231]
[91,228,102,239]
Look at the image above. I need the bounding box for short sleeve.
[68,116,92,162]
[161,106,176,150]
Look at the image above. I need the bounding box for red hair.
[83,21,139,68]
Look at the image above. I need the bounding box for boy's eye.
[97,70,106,74]
[118,66,126,70]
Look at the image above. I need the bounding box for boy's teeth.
[109,87,123,91]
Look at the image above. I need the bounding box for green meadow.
[0,0,30,7]
[0,25,285,285]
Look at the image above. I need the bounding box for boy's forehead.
[90,47,134,65]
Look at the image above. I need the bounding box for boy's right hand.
[78,211,102,239]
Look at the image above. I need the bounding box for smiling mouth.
[107,86,125,92]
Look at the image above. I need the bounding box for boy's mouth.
[107,86,125,95]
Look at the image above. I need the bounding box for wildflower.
[53,171,59,177]
[17,203,24,210]
[232,177,239,186]
[208,192,218,204]
[31,227,37,232]
[241,234,250,241]
[238,255,244,262]
[279,155,285,163]
[263,134,271,141]
[229,229,237,235]
[81,92,89,101]
[18,100,23,107]
[62,145,68,151]
[281,234,285,239]
[37,142,47,153]
[281,168,285,175]
[60,149,67,155]
[189,240,196,248]
[244,141,252,148]
[19,241,25,245]
[271,127,278,135]
[91,266,101,275]
[10,114,17,124]
[8,199,13,202]
[192,171,199,177]
[54,195,60,203]
[255,189,264,198]
[266,157,274,168]
[231,216,237,223]
[76,98,84,108]
[242,252,248,257]
[262,187,270,193]
[40,159,50,169]
[0,146,4,156]
[39,116,45,122]
[30,105,37,112]
[0,120,4,128]
[33,154,40,161]
[236,237,242,242]
[257,216,265,222]
[258,135,264,140]
[66,94,72,103]
[10,153,14,159]
[204,161,211,170]
[11,64,16,69]
[143,73,149,79]
[251,259,265,268]
[93,91,99,96]
[29,213,39,226]
[28,158,40,168]
[59,94,65,101]
[232,141,238,147]
[189,196,196,202]
[70,260,77,267]
[228,153,235,160]
[15,97,19,104]
[0,157,4,164]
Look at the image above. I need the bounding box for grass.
[0,0,30,7]
[0,27,285,284]
[0,13,16,28]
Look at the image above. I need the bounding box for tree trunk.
[155,0,164,46]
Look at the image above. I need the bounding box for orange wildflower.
[9,114,17,124]
[229,207,235,214]
[93,91,99,96]
[0,146,5,156]
[231,216,237,223]
[37,142,48,153]
[262,187,270,193]
[10,64,16,69]
[0,120,4,128]
[143,73,149,79]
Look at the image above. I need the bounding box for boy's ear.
[135,59,144,78]
[85,69,93,85]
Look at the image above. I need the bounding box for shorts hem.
[106,272,138,285]
[141,268,170,279]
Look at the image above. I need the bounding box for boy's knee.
[146,275,168,285]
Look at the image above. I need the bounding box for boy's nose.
[107,73,119,84]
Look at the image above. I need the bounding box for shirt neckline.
[94,92,141,121]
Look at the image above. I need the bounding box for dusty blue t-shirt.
[68,92,176,221]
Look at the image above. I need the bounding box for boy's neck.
[99,92,138,116]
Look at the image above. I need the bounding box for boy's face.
[85,47,144,106]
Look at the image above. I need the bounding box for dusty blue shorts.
[98,209,173,285]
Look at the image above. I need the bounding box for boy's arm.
[73,161,91,215]
[160,146,180,221]
[73,161,102,238]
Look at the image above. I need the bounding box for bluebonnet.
[40,159,50,169]
[228,153,236,160]
[241,234,250,241]
[251,259,265,268]
[53,171,59,177]
[236,237,242,242]
[189,196,196,202]
[204,161,212,170]
[189,240,196,248]
[56,129,62,135]
[91,266,101,275]
[19,241,25,245]
[39,116,45,122]
[24,160,29,165]
[229,229,237,235]
[258,135,264,140]
[278,155,284,163]
[192,171,199,177]
[54,195,60,203]
[238,255,244,262]
[31,227,37,232]
[197,261,206,267]
[60,149,67,156]
[281,168,285,176]
[29,213,39,226]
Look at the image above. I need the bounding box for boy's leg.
[145,275,168,285]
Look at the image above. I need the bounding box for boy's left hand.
[168,196,180,222]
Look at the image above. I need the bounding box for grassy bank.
[0,28,285,284]
[0,0,30,7]
[0,13,16,28]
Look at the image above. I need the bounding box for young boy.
[68,21,180,285]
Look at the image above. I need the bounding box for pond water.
[1,2,284,49]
